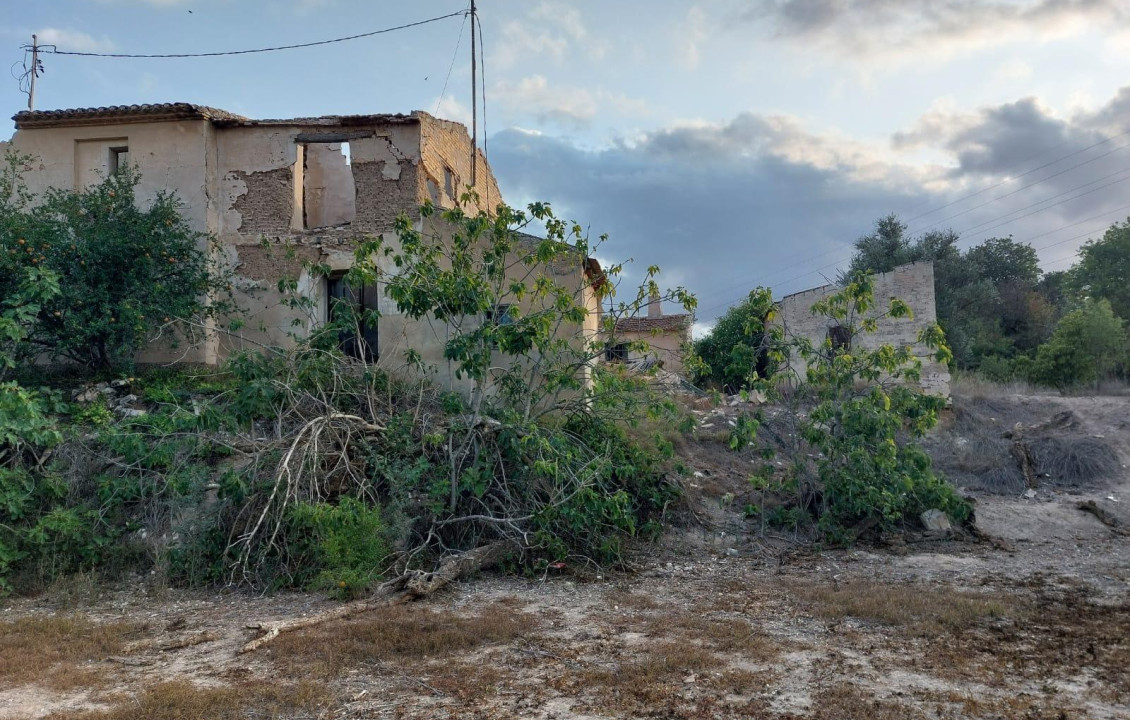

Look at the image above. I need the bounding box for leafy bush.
[284,498,392,598]
[0,152,232,369]
[692,289,775,391]
[1031,299,1126,388]
[726,274,971,540]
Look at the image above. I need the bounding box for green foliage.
[1031,299,1127,389]
[284,498,392,599]
[847,215,1050,369]
[724,276,969,541]
[339,196,695,421]
[1072,219,1130,322]
[0,468,109,594]
[0,152,232,369]
[692,288,776,391]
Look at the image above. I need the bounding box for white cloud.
[745,0,1130,63]
[432,96,471,126]
[35,28,116,53]
[489,1,606,70]
[493,74,648,128]
[994,59,1033,82]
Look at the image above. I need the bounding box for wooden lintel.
[294,130,375,143]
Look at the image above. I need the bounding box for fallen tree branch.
[239,541,508,654]
[124,630,222,654]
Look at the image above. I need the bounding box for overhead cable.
[23,11,466,59]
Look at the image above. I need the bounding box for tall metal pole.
[28,34,39,111]
[470,0,477,187]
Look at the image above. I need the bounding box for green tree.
[342,196,695,421]
[726,275,968,540]
[1072,219,1130,322]
[1031,299,1126,388]
[0,153,232,369]
[965,236,1040,287]
[692,289,775,391]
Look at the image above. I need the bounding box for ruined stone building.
[605,292,692,375]
[774,262,951,397]
[2,103,602,396]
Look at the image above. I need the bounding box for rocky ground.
[1,389,1128,720]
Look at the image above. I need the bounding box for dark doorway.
[327,275,379,361]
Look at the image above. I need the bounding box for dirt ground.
[2,391,1128,719]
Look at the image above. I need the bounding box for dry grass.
[1030,435,1121,487]
[43,680,331,720]
[605,587,662,611]
[269,603,536,678]
[783,579,1026,636]
[0,614,145,690]
[806,684,931,719]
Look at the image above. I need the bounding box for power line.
[434,10,469,116]
[905,140,1130,235]
[901,127,1130,225]
[475,12,488,165]
[955,173,1130,242]
[23,11,466,59]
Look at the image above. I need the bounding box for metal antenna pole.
[470,0,477,186]
[28,34,39,111]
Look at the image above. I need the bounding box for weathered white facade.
[775,262,951,397]
[4,103,600,397]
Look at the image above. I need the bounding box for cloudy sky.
[4,1,1129,329]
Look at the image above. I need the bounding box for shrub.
[0,153,232,369]
[1031,299,1126,388]
[284,498,392,598]
[728,275,971,540]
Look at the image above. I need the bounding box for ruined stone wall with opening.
[775,262,950,397]
[214,121,425,357]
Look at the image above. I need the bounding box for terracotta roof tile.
[12,104,424,130]
[12,103,248,128]
[614,314,692,334]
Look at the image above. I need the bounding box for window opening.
[605,342,629,362]
[327,274,378,361]
[828,325,851,352]
[296,141,356,230]
[108,146,129,175]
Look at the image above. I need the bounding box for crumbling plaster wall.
[375,215,599,402]
[6,120,220,365]
[215,122,426,358]
[6,119,211,232]
[418,113,501,214]
[775,261,950,397]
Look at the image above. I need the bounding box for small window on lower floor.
[108,146,129,175]
[485,304,515,327]
[605,342,629,362]
[327,274,378,361]
[828,325,851,352]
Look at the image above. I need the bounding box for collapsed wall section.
[417,113,502,214]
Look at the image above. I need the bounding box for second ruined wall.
[775,262,951,397]
[418,113,502,213]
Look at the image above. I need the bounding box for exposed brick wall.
[775,262,951,397]
[230,167,293,235]
[418,113,503,213]
[353,157,420,234]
